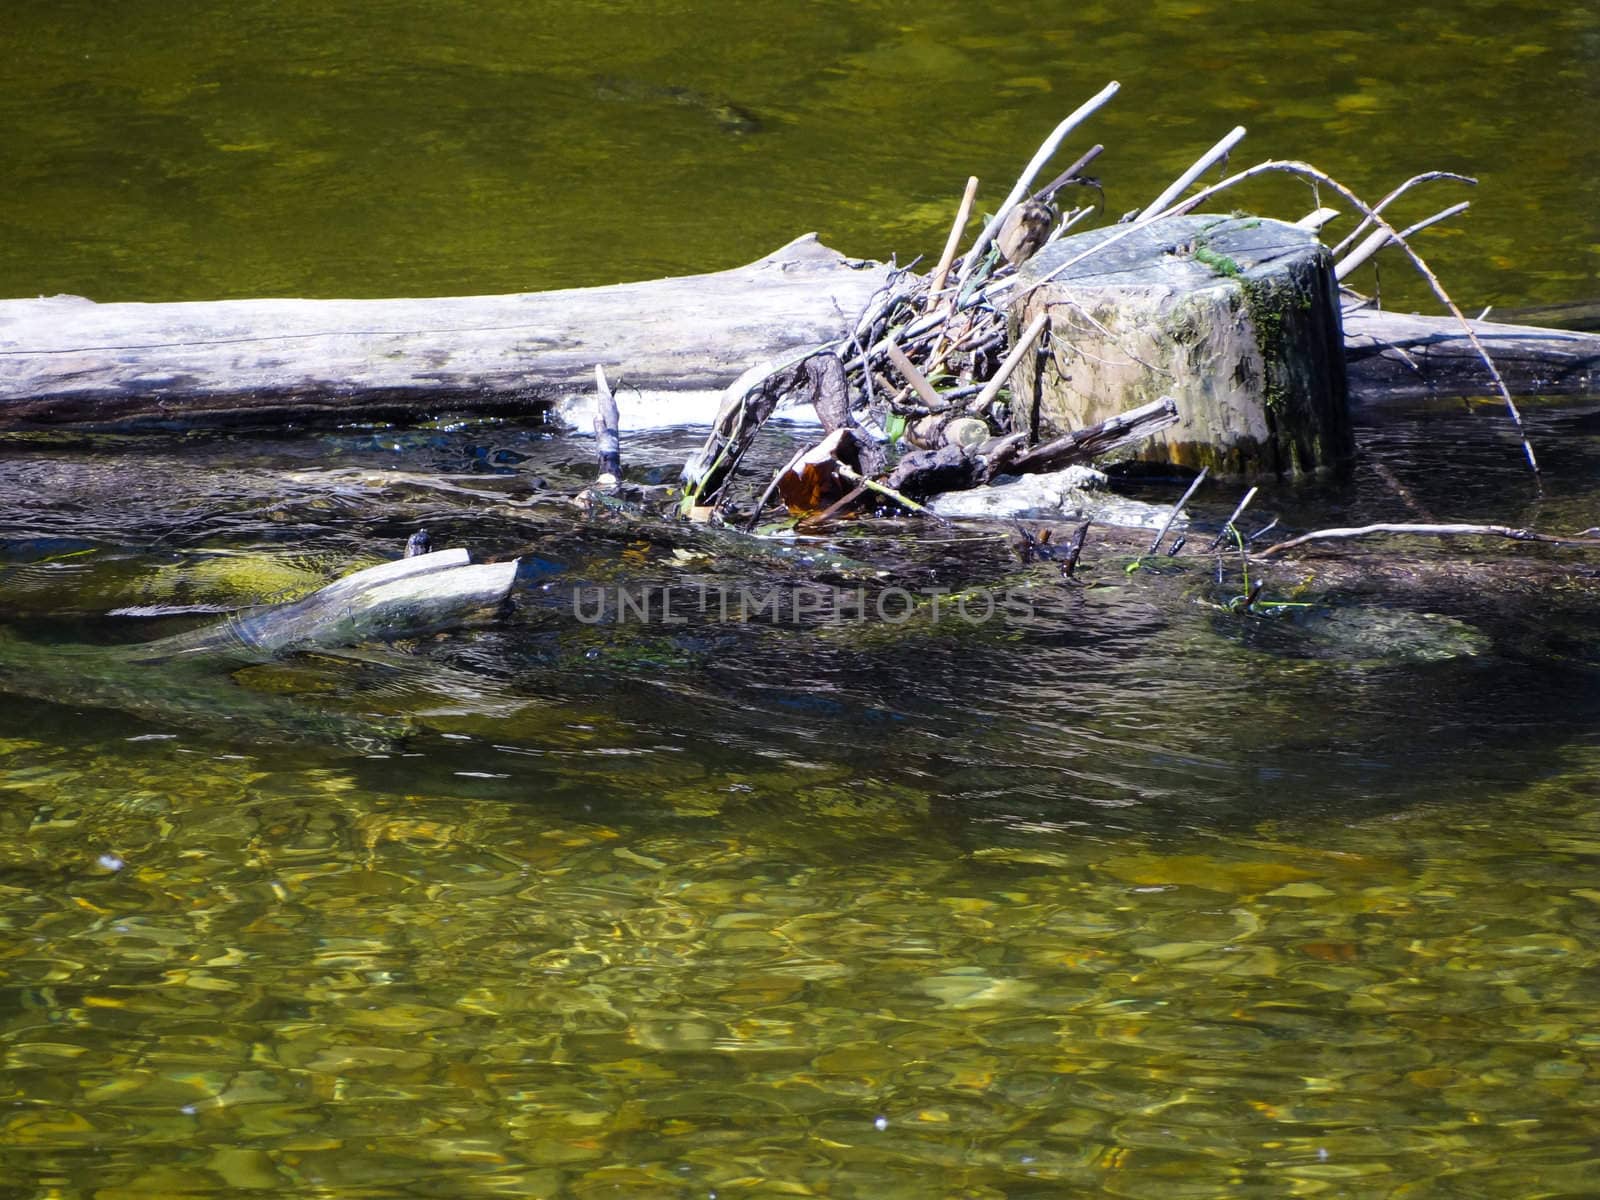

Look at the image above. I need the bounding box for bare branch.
[1258,522,1600,558]
[958,81,1121,283]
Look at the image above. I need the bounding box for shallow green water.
[4,735,1599,1198]
[5,3,1600,1198]
[4,409,1600,1197]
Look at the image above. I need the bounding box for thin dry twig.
[1148,467,1208,556]
[1294,206,1341,231]
[972,312,1049,414]
[1257,522,1600,558]
[796,482,871,531]
[929,176,980,299]
[958,81,1121,283]
[1029,144,1105,205]
[1047,203,1099,246]
[1136,125,1248,219]
[1007,395,1178,474]
[1335,201,1471,280]
[1207,486,1260,552]
[887,341,947,410]
[836,463,952,524]
[1328,170,1477,258]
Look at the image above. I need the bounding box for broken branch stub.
[593,364,621,485]
[680,351,857,515]
[1007,395,1179,474]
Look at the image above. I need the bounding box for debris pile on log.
[669,78,1566,530]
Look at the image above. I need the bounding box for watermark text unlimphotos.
[570,583,1036,626]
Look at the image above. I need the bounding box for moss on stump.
[1010,214,1352,479]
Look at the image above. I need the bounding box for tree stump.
[1010,214,1352,478]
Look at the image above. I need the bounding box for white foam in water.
[555,388,824,434]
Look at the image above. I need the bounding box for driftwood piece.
[886,395,1178,502]
[0,235,893,430]
[130,548,518,663]
[1256,522,1600,559]
[680,353,839,511]
[1343,306,1600,400]
[1006,395,1179,474]
[1147,466,1208,556]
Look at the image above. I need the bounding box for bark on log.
[1343,306,1600,400]
[0,235,893,430]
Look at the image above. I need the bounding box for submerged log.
[0,547,519,752]
[129,547,519,664]
[1009,214,1353,479]
[0,235,893,430]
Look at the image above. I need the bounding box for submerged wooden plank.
[0,234,893,429]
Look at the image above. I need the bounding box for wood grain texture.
[0,235,892,429]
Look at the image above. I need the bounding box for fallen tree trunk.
[0,235,894,430]
[2,236,1596,435]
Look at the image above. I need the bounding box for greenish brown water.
[2,0,1596,308]
[5,3,1600,1198]
[4,409,1600,1198]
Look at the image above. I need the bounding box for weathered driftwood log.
[1010,214,1352,479]
[1343,306,1600,400]
[0,548,519,752]
[129,547,519,664]
[0,235,893,430]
